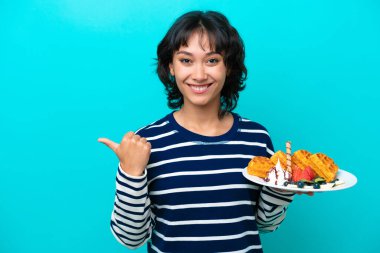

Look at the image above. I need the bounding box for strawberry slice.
[301,166,316,181]
[292,165,316,182]
[292,165,303,182]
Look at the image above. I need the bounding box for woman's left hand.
[296,191,314,196]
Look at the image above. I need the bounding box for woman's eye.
[208,58,219,64]
[179,58,191,64]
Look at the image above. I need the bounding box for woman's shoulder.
[234,113,274,151]
[134,113,173,137]
[234,113,270,134]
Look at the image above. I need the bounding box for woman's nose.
[192,64,207,81]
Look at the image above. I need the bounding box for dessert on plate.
[265,159,292,186]
[246,141,343,190]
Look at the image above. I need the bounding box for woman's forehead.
[177,31,217,53]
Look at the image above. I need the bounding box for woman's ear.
[225,63,230,76]
[169,63,174,76]
[226,68,231,76]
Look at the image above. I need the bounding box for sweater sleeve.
[110,164,152,249]
[256,186,294,232]
[255,130,295,232]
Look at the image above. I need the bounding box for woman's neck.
[173,106,233,136]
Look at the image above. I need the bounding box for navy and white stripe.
[111,112,294,252]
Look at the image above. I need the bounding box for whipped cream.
[265,159,292,185]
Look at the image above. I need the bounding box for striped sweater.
[110,112,294,253]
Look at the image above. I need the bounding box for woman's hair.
[156,11,247,115]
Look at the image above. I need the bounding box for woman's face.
[169,32,227,110]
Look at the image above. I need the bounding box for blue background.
[1,0,379,252]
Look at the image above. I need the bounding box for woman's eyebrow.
[176,51,220,56]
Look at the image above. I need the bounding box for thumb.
[98,137,119,152]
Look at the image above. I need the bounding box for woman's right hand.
[98,132,151,176]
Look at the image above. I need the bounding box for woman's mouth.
[188,83,212,94]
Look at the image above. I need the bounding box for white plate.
[242,169,357,192]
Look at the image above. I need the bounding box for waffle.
[270,151,287,169]
[292,150,312,170]
[309,153,339,182]
[247,156,274,178]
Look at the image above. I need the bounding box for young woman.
[99,11,295,253]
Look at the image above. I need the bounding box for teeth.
[190,85,208,92]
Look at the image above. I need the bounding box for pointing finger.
[98,137,119,152]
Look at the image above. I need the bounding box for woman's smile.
[187,83,213,94]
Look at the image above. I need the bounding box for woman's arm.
[110,165,152,249]
[256,131,295,232]
[98,131,152,248]
[256,186,294,232]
